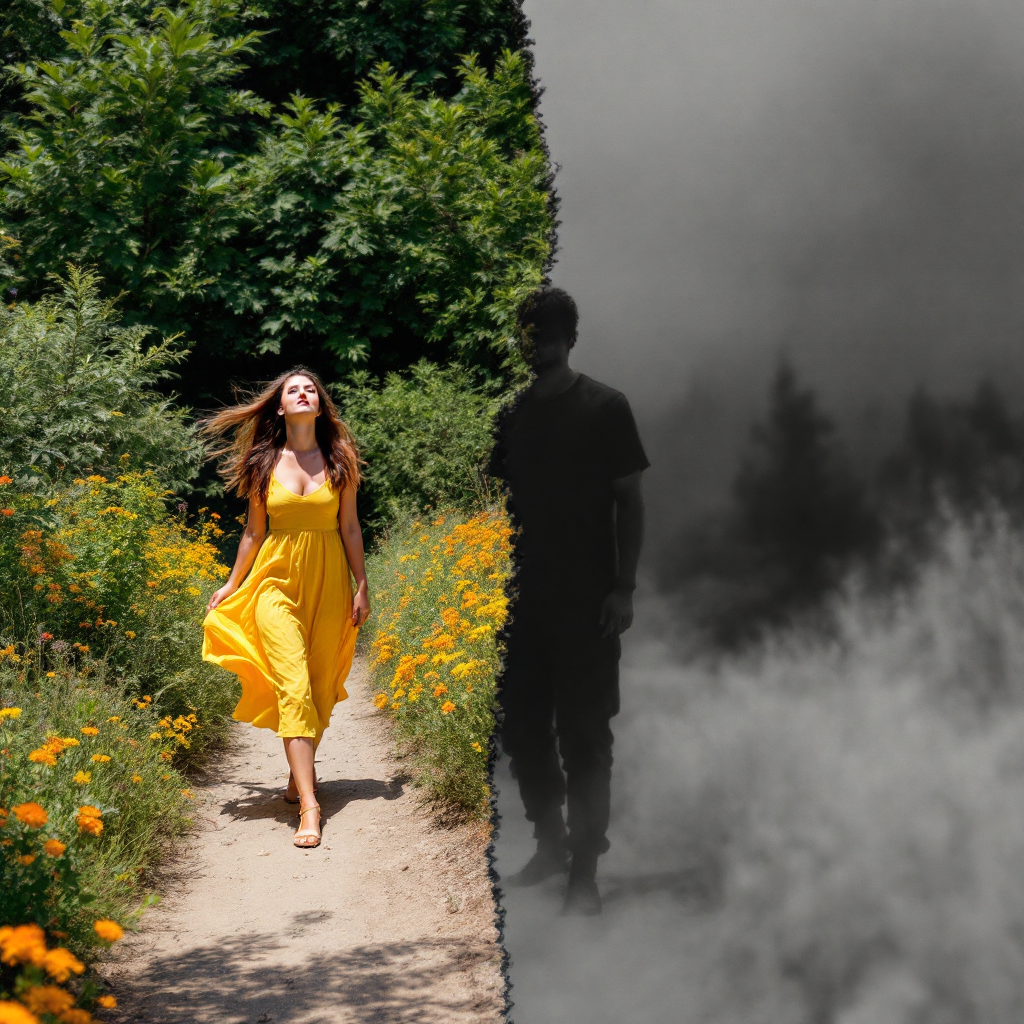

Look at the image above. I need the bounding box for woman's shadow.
[221,774,406,827]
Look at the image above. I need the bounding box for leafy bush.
[363,508,511,818]
[0,471,233,742]
[336,360,508,531]
[0,267,202,490]
[1,0,552,382]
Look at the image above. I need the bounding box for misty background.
[492,1,1024,1021]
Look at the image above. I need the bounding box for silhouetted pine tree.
[732,360,881,616]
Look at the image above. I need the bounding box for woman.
[201,368,370,849]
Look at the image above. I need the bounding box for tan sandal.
[293,803,321,849]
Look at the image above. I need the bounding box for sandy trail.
[103,659,504,1024]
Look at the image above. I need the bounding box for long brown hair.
[201,367,360,504]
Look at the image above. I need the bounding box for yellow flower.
[181,790,194,799]
[148,732,161,740]
[124,630,136,639]
[91,754,111,763]
[80,727,99,737]
[131,774,142,783]
[61,1008,92,1024]
[373,694,388,709]
[43,839,66,857]
[60,738,80,747]
[45,672,55,678]
[159,751,173,762]
[12,803,47,828]
[73,771,91,785]
[93,919,124,942]
[107,716,120,723]
[28,749,57,767]
[41,946,85,982]
[440,701,457,715]
[0,707,21,719]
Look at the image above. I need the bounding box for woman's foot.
[284,771,319,804]
[293,803,321,848]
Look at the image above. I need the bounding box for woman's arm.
[207,493,268,612]
[339,484,370,627]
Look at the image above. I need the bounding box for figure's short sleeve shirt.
[488,374,649,599]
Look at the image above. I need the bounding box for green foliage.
[0,472,232,729]
[1,0,551,387]
[363,508,510,819]
[0,667,198,955]
[0,0,265,334]
[335,360,508,531]
[239,0,528,107]
[0,266,203,490]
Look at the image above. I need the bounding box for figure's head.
[277,372,322,420]
[201,366,360,502]
[516,286,579,370]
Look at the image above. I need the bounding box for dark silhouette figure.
[488,287,648,915]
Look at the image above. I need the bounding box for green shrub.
[0,470,234,753]
[336,360,508,531]
[0,266,202,490]
[362,508,510,819]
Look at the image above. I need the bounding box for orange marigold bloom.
[96,996,116,1009]
[27,749,57,767]
[90,754,110,763]
[73,771,91,785]
[42,947,85,983]
[373,693,388,709]
[0,476,12,485]
[93,919,123,942]
[80,727,99,737]
[16,854,34,866]
[43,839,66,857]
[12,802,47,828]
[0,509,14,517]
[0,1000,39,1024]
[0,923,47,966]
[440,701,457,715]
[432,683,448,698]
[60,1010,92,1024]
[22,985,74,1017]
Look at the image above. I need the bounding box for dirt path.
[103,659,505,1024]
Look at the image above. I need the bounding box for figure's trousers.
[498,603,620,857]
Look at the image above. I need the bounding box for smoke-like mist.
[495,522,1024,1022]
[493,1,1024,1020]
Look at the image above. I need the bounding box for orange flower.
[0,509,14,517]
[373,693,388,709]
[93,919,123,942]
[0,1000,39,1024]
[43,839,66,857]
[60,1010,92,1024]
[90,754,110,763]
[16,854,34,866]
[440,701,457,715]
[0,923,47,965]
[41,946,84,982]
[77,806,103,836]
[432,683,448,698]
[73,771,91,785]
[96,996,117,1009]
[80,727,99,737]
[12,802,47,828]
[28,749,57,767]
[22,985,74,1017]
[0,476,11,485]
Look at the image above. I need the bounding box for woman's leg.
[283,736,320,843]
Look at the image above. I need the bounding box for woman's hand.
[351,581,370,628]
[207,582,237,613]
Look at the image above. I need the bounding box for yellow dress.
[202,472,356,739]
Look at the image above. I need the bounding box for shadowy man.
[488,286,648,915]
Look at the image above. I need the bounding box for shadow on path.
[220,777,405,827]
[110,925,495,1024]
